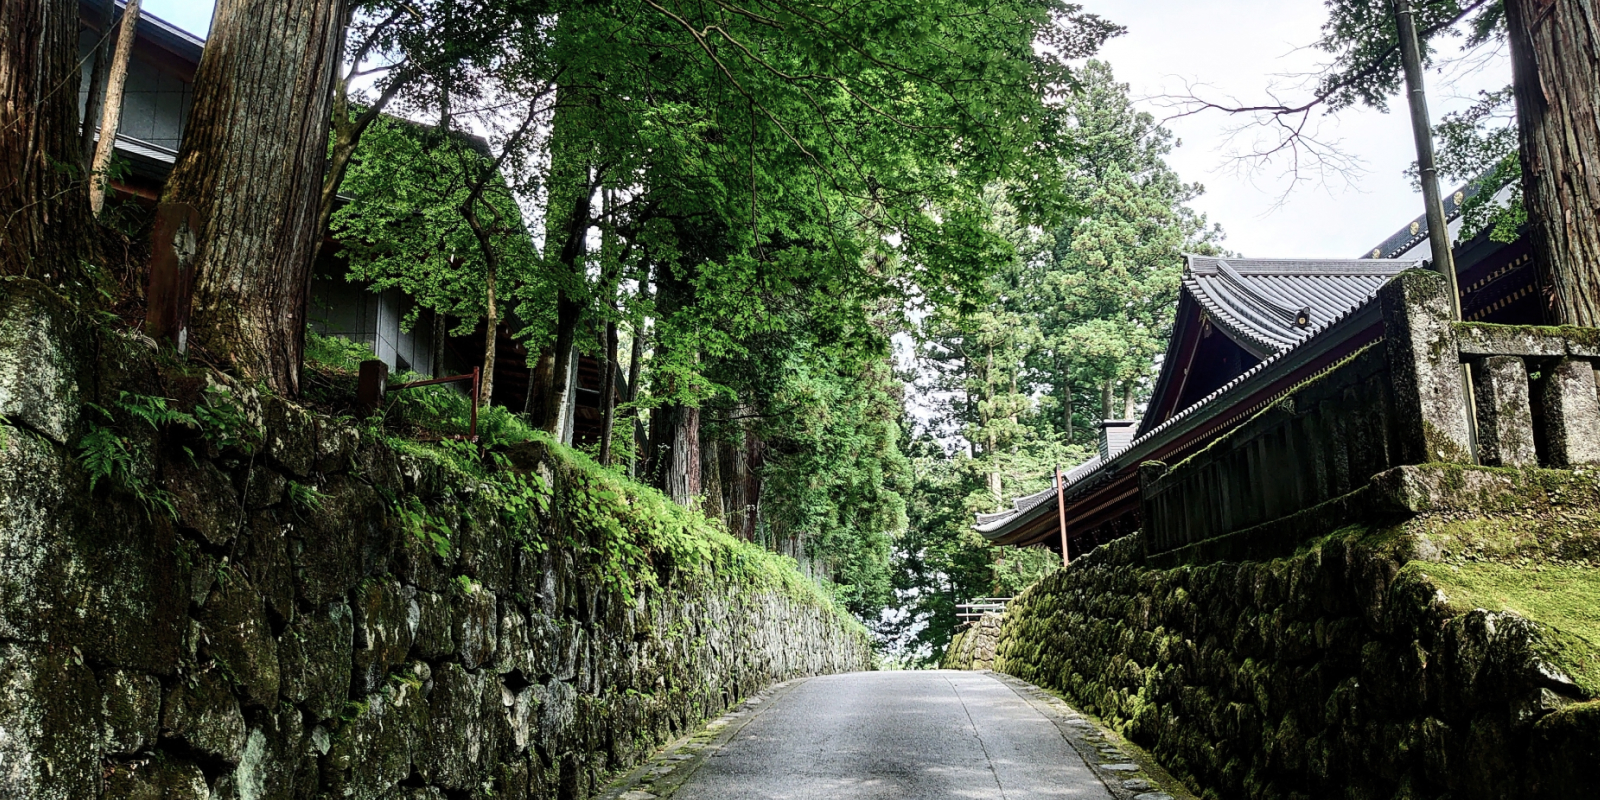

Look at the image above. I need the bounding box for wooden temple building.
[977,191,1545,557]
[77,1,624,447]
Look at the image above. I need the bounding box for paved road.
[674,671,1116,800]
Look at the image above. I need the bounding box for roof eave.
[976,296,1388,544]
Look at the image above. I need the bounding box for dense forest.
[7,0,1600,668]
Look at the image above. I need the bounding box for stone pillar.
[1470,355,1537,467]
[1540,357,1600,466]
[1379,270,1473,464]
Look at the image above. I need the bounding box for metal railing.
[358,360,482,442]
[955,598,1012,624]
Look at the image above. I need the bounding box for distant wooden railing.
[956,598,1012,625]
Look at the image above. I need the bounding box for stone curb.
[593,677,811,800]
[990,671,1199,800]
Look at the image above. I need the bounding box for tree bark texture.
[160,0,347,393]
[666,404,701,506]
[478,263,497,408]
[701,420,724,520]
[525,346,556,423]
[728,405,764,541]
[541,95,594,436]
[0,0,92,282]
[599,320,618,465]
[79,0,115,169]
[623,271,651,478]
[430,311,447,378]
[88,0,140,216]
[544,296,583,434]
[1507,0,1600,325]
[1059,375,1072,443]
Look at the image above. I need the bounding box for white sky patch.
[1086,0,1511,258]
[142,0,212,36]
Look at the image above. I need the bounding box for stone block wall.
[993,464,1600,800]
[0,290,870,800]
[940,613,1003,671]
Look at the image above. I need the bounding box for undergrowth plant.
[79,391,189,519]
[287,480,324,512]
[305,330,378,372]
[196,385,260,454]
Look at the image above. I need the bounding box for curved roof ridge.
[1214,259,1307,327]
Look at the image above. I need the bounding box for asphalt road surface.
[673,671,1116,800]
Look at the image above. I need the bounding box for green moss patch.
[1413,560,1600,695]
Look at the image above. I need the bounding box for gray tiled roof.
[974,455,1110,533]
[1185,257,1416,356]
[974,255,1421,539]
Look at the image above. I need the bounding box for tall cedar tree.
[1218,0,1600,324]
[0,0,93,284]
[1504,0,1600,324]
[160,0,348,394]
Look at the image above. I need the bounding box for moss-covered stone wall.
[941,613,1002,671]
[0,290,870,800]
[991,464,1600,800]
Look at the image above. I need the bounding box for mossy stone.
[279,601,353,722]
[198,575,280,707]
[99,668,161,755]
[351,577,418,695]
[162,669,247,763]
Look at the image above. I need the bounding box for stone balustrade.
[1456,322,1600,468]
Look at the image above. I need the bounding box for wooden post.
[1054,465,1070,568]
[144,203,202,350]
[357,360,389,417]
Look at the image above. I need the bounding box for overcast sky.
[144,0,1511,258]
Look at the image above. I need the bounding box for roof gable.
[1183,256,1416,356]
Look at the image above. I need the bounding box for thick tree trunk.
[79,0,115,169]
[0,0,93,283]
[430,311,447,377]
[1122,381,1136,419]
[161,0,348,394]
[599,320,618,465]
[665,404,701,505]
[728,404,764,540]
[543,296,583,435]
[1101,380,1114,419]
[702,420,723,519]
[1059,374,1072,443]
[625,316,645,478]
[479,265,497,408]
[525,347,555,422]
[541,93,595,436]
[1506,0,1600,325]
[88,0,140,216]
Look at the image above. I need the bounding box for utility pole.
[1393,0,1462,318]
[1394,0,1479,461]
